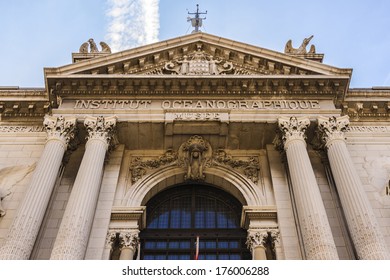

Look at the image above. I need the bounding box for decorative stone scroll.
[129,136,261,184]
[130,149,178,183]
[213,149,260,183]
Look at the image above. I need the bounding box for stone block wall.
[346,142,390,253]
[0,131,46,248]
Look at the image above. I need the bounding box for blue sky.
[0,0,389,88]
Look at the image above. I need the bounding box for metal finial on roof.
[187,4,207,33]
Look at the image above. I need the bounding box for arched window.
[140,184,251,260]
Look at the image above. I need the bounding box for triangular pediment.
[45,32,351,78]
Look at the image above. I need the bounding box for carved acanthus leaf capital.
[278,116,310,148]
[246,229,280,251]
[84,116,117,147]
[120,232,140,250]
[43,115,76,146]
[317,116,349,148]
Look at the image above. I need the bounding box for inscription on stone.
[73,99,321,110]
[165,112,228,122]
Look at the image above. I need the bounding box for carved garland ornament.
[129,135,260,184]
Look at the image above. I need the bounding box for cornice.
[47,75,349,101]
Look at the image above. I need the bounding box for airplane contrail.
[106,0,159,52]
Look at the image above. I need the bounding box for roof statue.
[187,4,207,33]
[79,38,112,54]
[285,35,316,55]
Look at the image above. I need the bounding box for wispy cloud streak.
[106,0,159,52]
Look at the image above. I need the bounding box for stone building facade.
[0,33,389,260]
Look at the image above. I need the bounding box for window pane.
[144,241,155,249]
[218,240,229,249]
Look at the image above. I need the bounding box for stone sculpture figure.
[179,135,212,181]
[0,165,35,217]
[79,42,89,53]
[285,35,316,54]
[100,42,112,53]
[0,188,10,217]
[88,38,99,53]
[78,39,112,54]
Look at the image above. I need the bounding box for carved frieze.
[213,149,260,183]
[129,136,260,184]
[130,150,178,183]
[164,46,235,75]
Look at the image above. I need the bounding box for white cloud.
[105,0,160,52]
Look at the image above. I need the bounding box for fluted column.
[50,116,116,260]
[318,116,390,259]
[277,116,338,259]
[0,116,76,259]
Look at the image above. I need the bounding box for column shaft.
[50,116,116,260]
[319,116,389,259]
[50,139,107,259]
[278,116,338,259]
[0,116,75,260]
[285,141,339,259]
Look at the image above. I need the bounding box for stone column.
[317,116,390,259]
[119,231,140,260]
[50,116,116,260]
[277,116,339,259]
[247,231,267,260]
[0,116,76,260]
[246,229,279,260]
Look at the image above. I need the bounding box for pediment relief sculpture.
[129,135,260,184]
[164,48,235,76]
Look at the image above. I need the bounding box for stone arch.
[123,164,265,207]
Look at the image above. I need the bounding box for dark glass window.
[140,184,251,260]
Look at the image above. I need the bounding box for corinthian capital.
[317,116,349,147]
[277,116,310,148]
[84,116,117,145]
[246,230,268,251]
[120,232,140,250]
[43,115,76,146]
